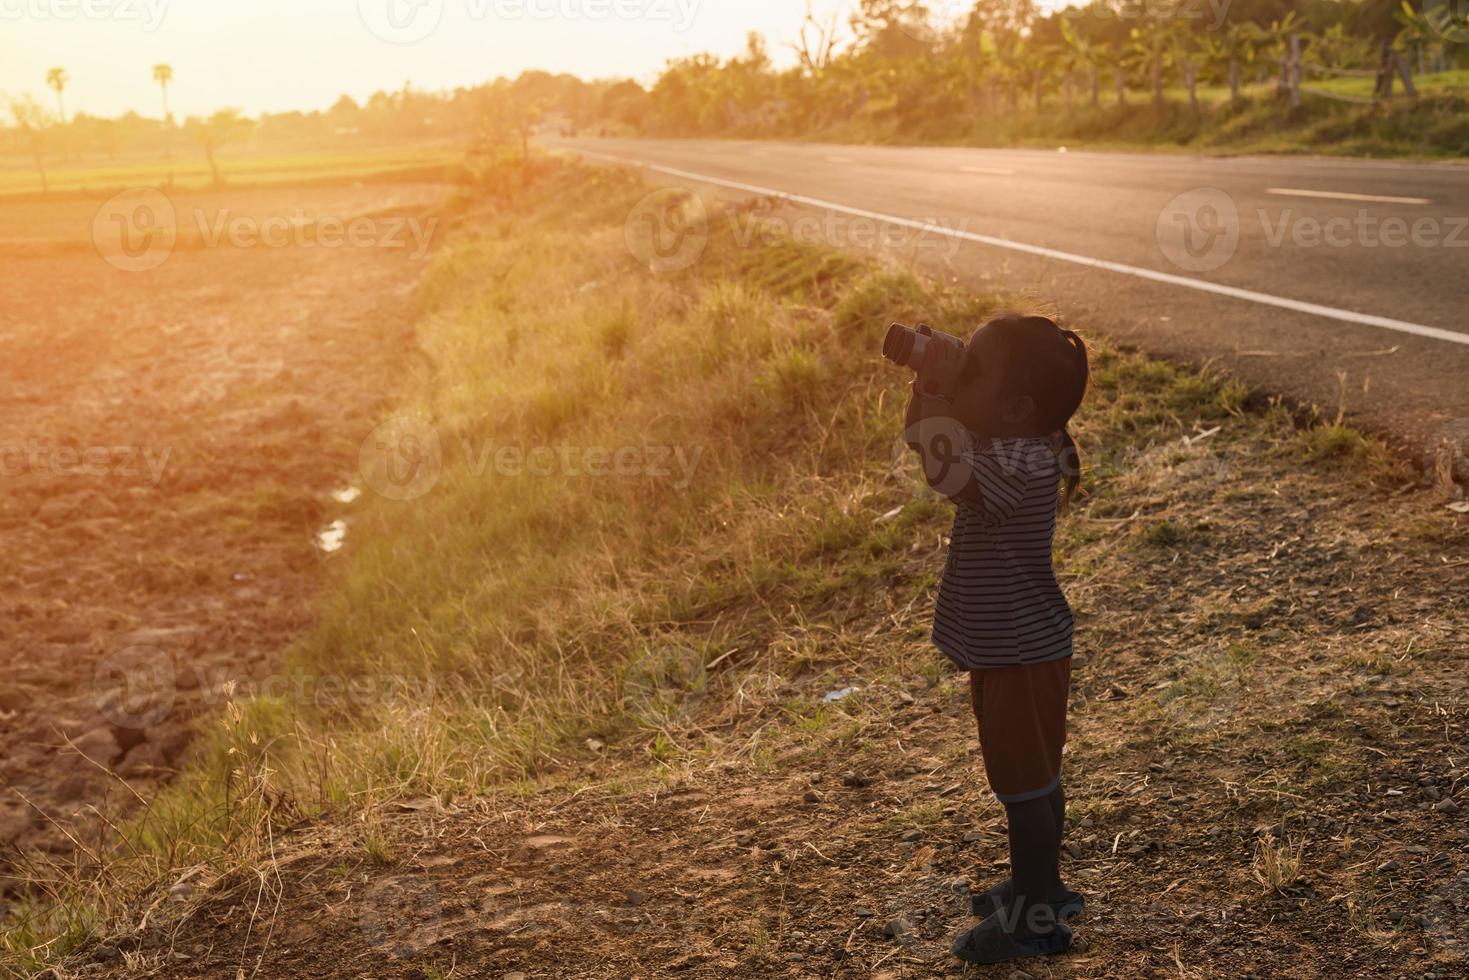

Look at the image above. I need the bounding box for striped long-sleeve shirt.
[931,435,1074,670]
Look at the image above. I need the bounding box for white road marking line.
[960,166,1015,176]
[571,148,1469,349]
[1267,187,1431,206]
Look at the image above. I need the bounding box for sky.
[0,0,894,120]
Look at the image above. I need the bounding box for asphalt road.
[552,137,1468,454]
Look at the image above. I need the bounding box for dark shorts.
[968,657,1072,803]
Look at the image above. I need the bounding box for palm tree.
[1023,41,1055,111]
[1060,18,1101,109]
[153,64,174,122]
[1173,23,1202,113]
[46,68,68,124]
[1201,22,1260,104]
[1126,20,1181,112]
[1260,11,1300,98]
[1394,1,1438,80]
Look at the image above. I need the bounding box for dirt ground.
[50,390,1469,977]
[0,182,446,862]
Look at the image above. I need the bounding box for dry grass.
[1252,832,1307,895]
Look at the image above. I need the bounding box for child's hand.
[915,326,963,400]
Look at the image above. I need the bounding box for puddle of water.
[317,519,347,553]
[331,485,361,504]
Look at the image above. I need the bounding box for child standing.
[903,313,1089,965]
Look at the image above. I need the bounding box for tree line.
[4,0,1464,190]
[609,0,1465,138]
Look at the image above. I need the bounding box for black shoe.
[951,916,1073,965]
[969,881,1086,920]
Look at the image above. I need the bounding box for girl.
[902,313,1089,965]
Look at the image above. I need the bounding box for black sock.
[1003,797,1061,936]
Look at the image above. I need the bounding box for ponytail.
[1057,329,1088,512]
[1057,426,1081,513]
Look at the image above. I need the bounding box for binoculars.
[882,322,965,399]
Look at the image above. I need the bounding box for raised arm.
[904,386,983,507]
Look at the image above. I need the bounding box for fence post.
[1376,41,1394,98]
[1289,33,1302,108]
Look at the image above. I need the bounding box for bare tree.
[790,1,846,74]
[9,96,51,193]
[190,109,252,188]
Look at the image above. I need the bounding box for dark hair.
[960,313,1090,510]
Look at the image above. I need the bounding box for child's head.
[953,313,1089,503]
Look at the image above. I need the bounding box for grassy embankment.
[801,78,1469,157]
[6,152,1458,973]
